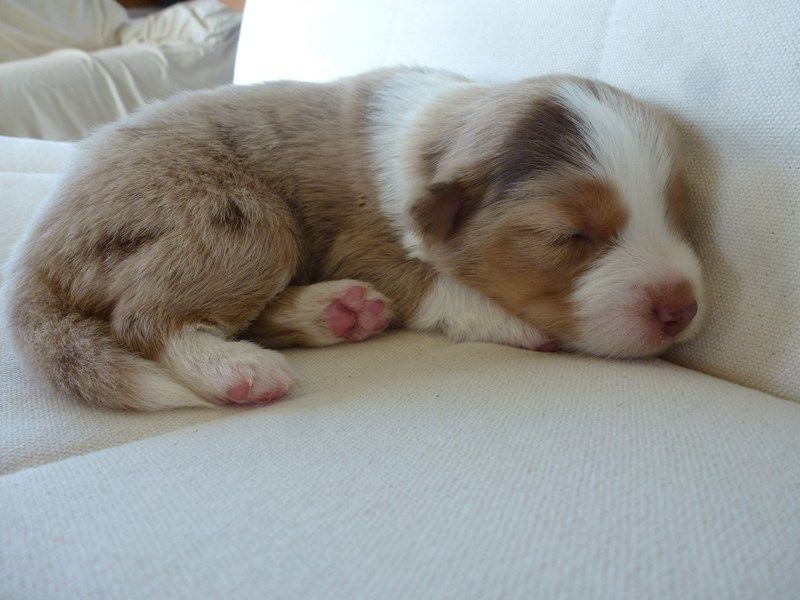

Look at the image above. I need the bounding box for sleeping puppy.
[5,67,704,410]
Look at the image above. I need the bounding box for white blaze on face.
[555,82,705,357]
[369,69,471,259]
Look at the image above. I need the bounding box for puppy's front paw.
[248,279,394,348]
[325,283,392,342]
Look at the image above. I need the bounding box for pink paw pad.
[226,381,251,403]
[324,285,391,342]
[224,381,290,406]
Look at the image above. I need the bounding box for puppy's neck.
[369,69,477,263]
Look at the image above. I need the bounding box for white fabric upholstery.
[2,337,800,598]
[237,0,800,403]
[0,0,241,141]
[0,137,73,283]
[2,0,800,596]
[0,135,73,173]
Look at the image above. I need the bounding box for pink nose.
[648,281,697,338]
[654,300,698,337]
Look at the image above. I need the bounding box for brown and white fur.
[3,67,704,410]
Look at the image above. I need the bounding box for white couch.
[2,1,799,598]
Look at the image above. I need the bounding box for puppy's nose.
[648,280,697,338]
[654,300,698,337]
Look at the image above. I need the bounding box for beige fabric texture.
[2,339,799,598]
[237,0,800,403]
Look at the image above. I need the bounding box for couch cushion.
[0,323,449,475]
[2,338,799,598]
[0,135,73,173]
[235,0,615,84]
[0,136,75,279]
[0,173,64,273]
[235,0,800,403]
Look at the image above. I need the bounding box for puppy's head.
[410,78,704,357]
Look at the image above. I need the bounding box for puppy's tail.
[5,269,209,411]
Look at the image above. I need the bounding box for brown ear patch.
[410,175,487,242]
[409,181,468,241]
[498,95,592,191]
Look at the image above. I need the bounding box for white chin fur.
[569,234,705,358]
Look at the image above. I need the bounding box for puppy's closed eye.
[558,232,595,246]
[532,228,596,249]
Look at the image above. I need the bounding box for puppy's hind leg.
[109,190,303,407]
[244,280,394,348]
[159,326,297,405]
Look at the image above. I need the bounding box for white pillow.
[0,0,127,62]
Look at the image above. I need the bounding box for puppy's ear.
[409,170,488,242]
